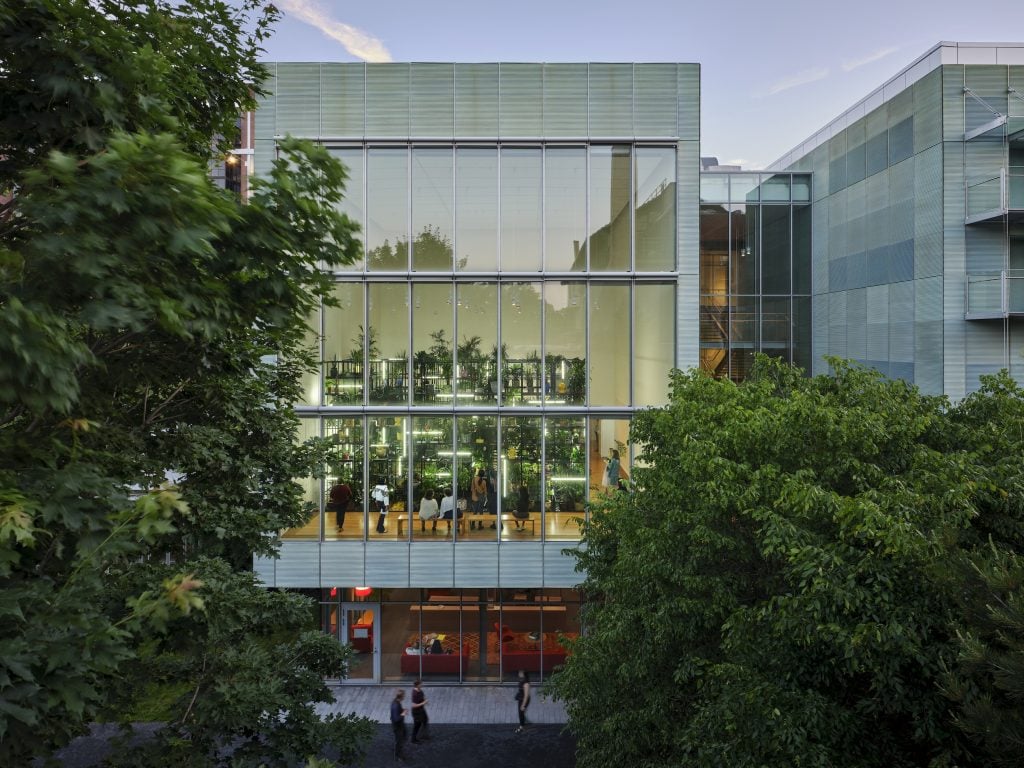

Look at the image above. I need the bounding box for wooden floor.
[283,511,584,541]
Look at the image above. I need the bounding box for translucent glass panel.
[368,283,408,405]
[412,415,452,541]
[501,283,542,406]
[454,283,497,405]
[760,174,791,202]
[411,63,454,137]
[544,282,586,405]
[761,205,791,294]
[321,63,364,137]
[324,283,365,405]
[589,145,632,271]
[412,148,454,271]
[283,417,320,540]
[543,64,588,137]
[367,415,408,538]
[327,147,364,269]
[412,283,453,405]
[366,149,408,270]
[588,64,633,136]
[455,64,498,136]
[544,147,587,271]
[501,416,542,536]
[500,148,542,271]
[700,174,729,203]
[633,283,674,406]
[545,417,586,541]
[455,148,498,271]
[635,147,676,270]
[499,64,542,136]
[457,415,498,538]
[365,64,409,137]
[325,417,363,540]
[589,283,630,406]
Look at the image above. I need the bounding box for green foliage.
[104,559,373,767]
[552,357,1024,768]
[0,0,370,763]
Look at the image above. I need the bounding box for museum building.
[244,43,1024,683]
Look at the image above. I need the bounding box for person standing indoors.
[410,679,430,743]
[390,689,408,761]
[605,449,621,489]
[514,670,531,733]
[326,480,352,534]
[372,478,390,534]
[486,468,499,529]
[470,468,486,530]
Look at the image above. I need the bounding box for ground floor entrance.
[314,588,581,684]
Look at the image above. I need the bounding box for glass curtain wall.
[325,417,364,539]
[501,416,542,536]
[455,282,498,405]
[544,282,586,405]
[412,416,452,541]
[456,148,498,271]
[635,147,676,271]
[366,149,408,270]
[327,147,364,270]
[367,415,408,538]
[412,283,453,404]
[282,417,320,540]
[545,147,587,271]
[633,283,674,406]
[457,415,498,538]
[588,283,630,406]
[500,148,542,271]
[545,417,586,540]
[698,172,812,380]
[501,283,543,405]
[412,148,454,271]
[368,283,408,405]
[324,283,365,405]
[589,145,632,271]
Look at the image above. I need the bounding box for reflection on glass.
[760,174,791,202]
[589,283,630,406]
[366,149,408,271]
[792,174,811,202]
[456,148,498,271]
[368,283,408,405]
[700,173,729,202]
[412,148,454,271]
[545,416,585,540]
[283,418,320,540]
[367,415,408,539]
[455,283,497,405]
[732,174,759,203]
[323,283,365,405]
[793,204,811,294]
[501,282,542,406]
[325,417,364,540]
[589,145,632,271]
[413,283,453,405]
[327,147,364,270]
[633,283,674,406]
[457,415,497,540]
[412,416,452,541]
[544,147,586,271]
[730,296,758,346]
[500,148,542,271]
[635,147,676,270]
[544,282,586,405]
[298,311,320,406]
[501,416,542,540]
[761,297,790,356]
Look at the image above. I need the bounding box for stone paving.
[319,683,568,724]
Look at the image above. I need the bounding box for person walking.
[390,689,408,761]
[514,669,531,733]
[410,679,430,743]
[326,480,352,534]
[372,478,390,534]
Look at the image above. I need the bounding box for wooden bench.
[464,513,536,535]
[395,514,466,537]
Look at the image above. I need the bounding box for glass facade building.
[248,62,700,682]
[246,43,1024,683]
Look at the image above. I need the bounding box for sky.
[258,0,1024,169]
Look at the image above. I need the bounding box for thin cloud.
[278,0,392,62]
[761,67,829,97]
[842,46,899,72]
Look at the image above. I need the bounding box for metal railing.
[965,167,1024,223]
[965,270,1024,318]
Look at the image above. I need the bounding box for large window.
[412,283,453,404]
[500,148,542,271]
[412,148,454,271]
[327,147,365,270]
[589,283,630,406]
[368,283,408,405]
[635,147,676,271]
[544,282,586,405]
[455,282,498,405]
[544,147,587,271]
[456,148,498,271]
[324,283,365,405]
[633,283,674,406]
[366,149,408,271]
[589,145,632,271]
[501,282,542,406]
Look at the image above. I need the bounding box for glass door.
[341,602,380,683]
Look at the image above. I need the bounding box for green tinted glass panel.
[276,63,320,137]
[327,148,364,269]
[455,64,498,136]
[633,284,674,405]
[411,63,454,136]
[544,282,586,405]
[589,283,630,406]
[590,145,632,271]
[544,64,588,136]
[500,148,542,271]
[366,64,409,136]
[366,148,408,270]
[412,148,454,271]
[368,283,409,405]
[635,147,676,270]
[545,147,587,271]
[499,63,542,136]
[321,63,364,137]
[455,148,498,271]
[589,63,633,136]
[634,64,678,136]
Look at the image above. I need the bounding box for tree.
[0,1,369,763]
[552,357,1024,768]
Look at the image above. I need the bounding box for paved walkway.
[319,684,568,724]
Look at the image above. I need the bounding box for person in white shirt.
[438,488,457,536]
[371,479,389,534]
[418,488,440,532]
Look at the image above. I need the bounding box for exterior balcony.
[965,168,1024,225]
[965,270,1024,319]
